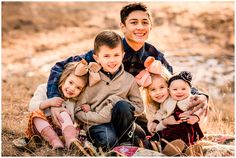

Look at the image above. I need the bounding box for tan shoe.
[83,140,98,156]
[12,135,42,151]
[162,139,186,156]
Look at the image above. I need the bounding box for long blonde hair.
[58,62,88,100]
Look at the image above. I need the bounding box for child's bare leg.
[33,117,64,149]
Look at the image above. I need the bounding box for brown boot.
[162,139,186,156]
[40,126,64,150]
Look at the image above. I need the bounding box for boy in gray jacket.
[75,30,145,151]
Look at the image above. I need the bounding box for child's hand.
[149,122,158,134]
[179,110,191,118]
[40,97,64,110]
[162,115,181,126]
[48,97,64,107]
[188,95,208,114]
[184,115,200,125]
[51,107,71,127]
[80,104,91,113]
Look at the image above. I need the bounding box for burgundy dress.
[150,106,204,148]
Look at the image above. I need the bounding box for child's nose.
[70,86,76,91]
[137,23,144,29]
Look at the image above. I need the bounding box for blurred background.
[2,1,234,156]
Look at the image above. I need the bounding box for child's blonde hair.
[58,61,88,100]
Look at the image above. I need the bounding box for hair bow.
[168,71,192,87]
[135,57,162,87]
[74,59,102,86]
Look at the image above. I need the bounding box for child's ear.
[150,23,152,31]
[120,22,126,34]
[122,51,125,58]
[93,54,99,63]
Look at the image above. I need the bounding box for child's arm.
[188,89,208,114]
[39,97,64,110]
[127,79,144,116]
[74,95,122,125]
[157,115,180,130]
[75,103,113,125]
[187,107,206,125]
[80,104,91,113]
[28,84,49,112]
[46,50,95,98]
[148,121,158,135]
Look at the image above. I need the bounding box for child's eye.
[131,21,138,25]
[142,21,149,25]
[150,88,155,91]
[69,81,73,84]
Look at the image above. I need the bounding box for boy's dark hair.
[94,30,124,54]
[120,2,152,25]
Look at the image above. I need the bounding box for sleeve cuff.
[155,121,167,131]
[75,107,83,113]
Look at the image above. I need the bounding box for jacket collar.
[123,38,146,61]
[99,64,125,82]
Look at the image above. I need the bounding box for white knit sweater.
[28,83,76,121]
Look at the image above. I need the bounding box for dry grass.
[201,96,234,135]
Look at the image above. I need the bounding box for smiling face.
[120,10,152,50]
[147,75,169,104]
[169,79,191,101]
[93,44,124,74]
[61,74,86,98]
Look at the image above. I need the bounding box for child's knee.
[59,111,73,130]
[114,100,135,112]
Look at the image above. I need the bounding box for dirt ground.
[1,2,234,156]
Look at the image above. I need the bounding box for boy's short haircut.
[120,2,152,25]
[94,31,124,54]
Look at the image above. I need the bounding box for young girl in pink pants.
[25,60,91,150]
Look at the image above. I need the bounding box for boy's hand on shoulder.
[80,104,91,113]
[188,95,207,114]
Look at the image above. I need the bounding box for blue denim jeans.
[87,100,146,151]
